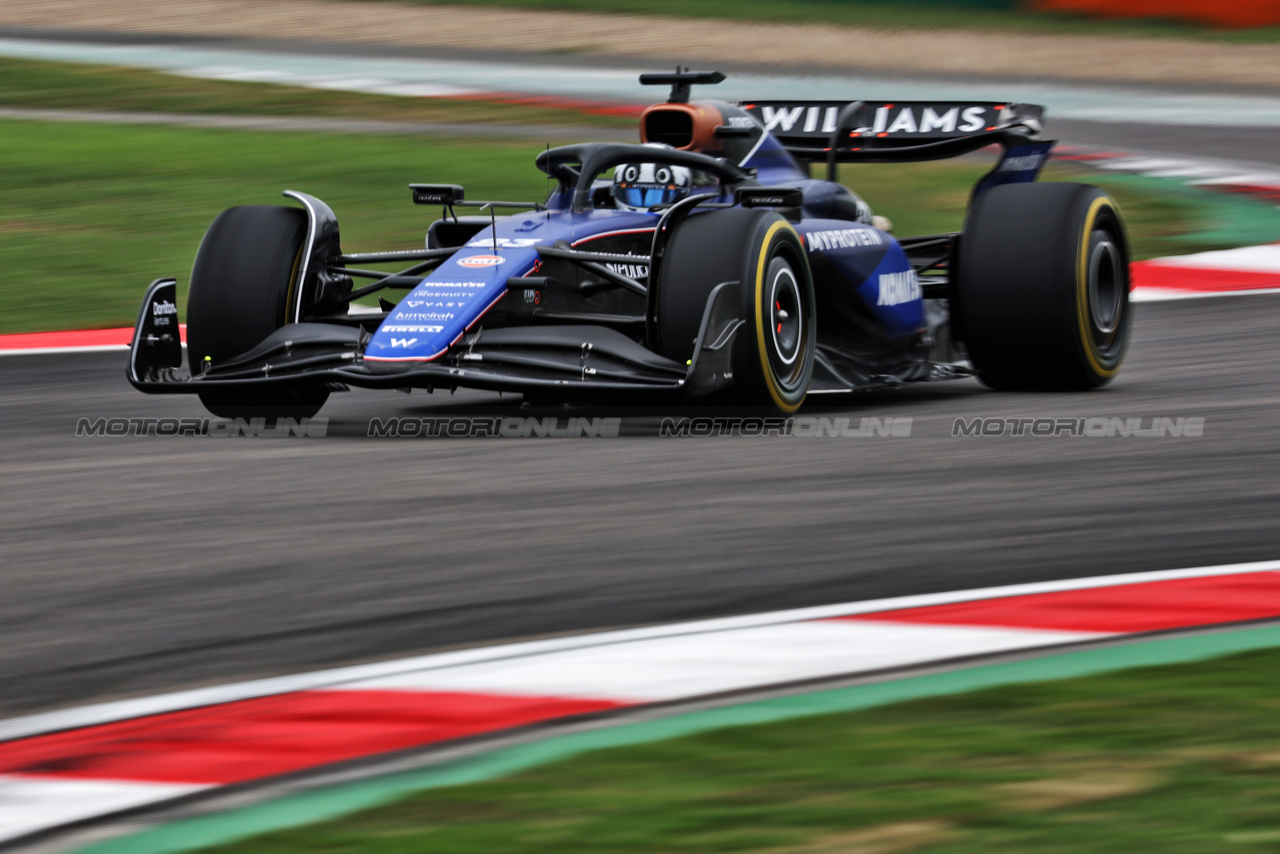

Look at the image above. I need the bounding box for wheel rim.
[1088,230,1123,335]
[770,264,802,366]
[758,247,813,404]
[1082,219,1128,368]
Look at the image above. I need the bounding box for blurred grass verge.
[361,0,1280,43]
[2,111,1274,334]
[198,643,1280,854]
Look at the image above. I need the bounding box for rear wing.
[741,99,1053,199]
[741,100,1044,161]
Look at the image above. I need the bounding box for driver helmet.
[612,143,692,211]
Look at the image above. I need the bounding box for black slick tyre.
[955,182,1130,391]
[187,205,330,419]
[655,207,816,412]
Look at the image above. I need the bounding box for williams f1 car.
[128,69,1131,416]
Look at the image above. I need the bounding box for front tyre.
[955,182,1130,391]
[656,208,815,412]
[187,205,330,419]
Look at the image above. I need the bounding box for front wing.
[128,279,744,398]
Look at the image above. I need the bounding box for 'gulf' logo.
[458,255,505,268]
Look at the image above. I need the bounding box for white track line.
[1133,286,1280,302]
[1141,244,1280,272]
[0,776,207,842]
[338,621,1098,702]
[0,344,130,357]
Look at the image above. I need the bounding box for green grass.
[0,57,630,128]
[368,0,1280,43]
[0,121,554,333]
[204,644,1280,853]
[0,118,1262,334]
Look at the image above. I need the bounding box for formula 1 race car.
[128,69,1131,416]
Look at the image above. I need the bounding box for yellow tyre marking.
[1075,195,1120,379]
[754,220,805,413]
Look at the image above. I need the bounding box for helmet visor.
[615,184,684,210]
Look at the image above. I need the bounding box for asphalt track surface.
[4,293,1280,719]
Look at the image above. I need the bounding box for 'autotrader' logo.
[458,255,505,268]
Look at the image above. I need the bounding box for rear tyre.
[656,208,815,412]
[955,182,1130,391]
[187,205,329,419]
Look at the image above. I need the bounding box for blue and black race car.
[129,69,1131,416]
